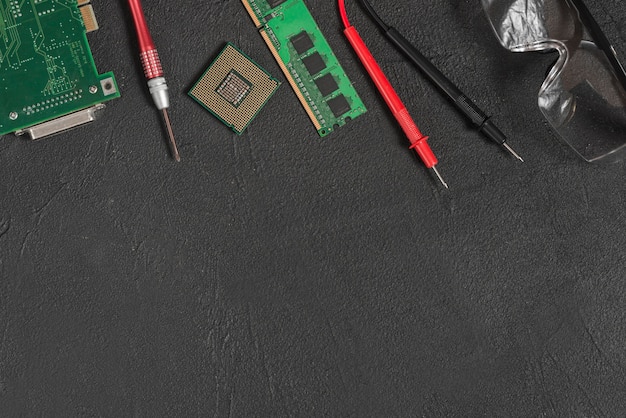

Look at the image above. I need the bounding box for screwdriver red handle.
[343,26,438,169]
[128,0,163,80]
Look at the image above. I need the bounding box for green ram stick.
[241,0,366,137]
[0,1,120,139]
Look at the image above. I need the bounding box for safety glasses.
[482,0,626,162]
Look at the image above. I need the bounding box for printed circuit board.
[0,0,119,138]
[241,0,366,137]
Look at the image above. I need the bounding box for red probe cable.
[338,0,447,188]
[128,0,180,162]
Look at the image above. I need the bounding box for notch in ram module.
[240,0,366,137]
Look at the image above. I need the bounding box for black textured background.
[1,0,625,416]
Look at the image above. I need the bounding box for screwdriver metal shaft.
[162,109,180,162]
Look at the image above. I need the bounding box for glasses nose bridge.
[511,40,570,92]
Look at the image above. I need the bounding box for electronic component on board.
[315,74,340,97]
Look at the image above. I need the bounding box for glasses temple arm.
[569,0,626,91]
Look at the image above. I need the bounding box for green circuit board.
[241,0,366,137]
[0,0,119,136]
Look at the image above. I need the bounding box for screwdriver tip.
[162,108,181,162]
[503,142,524,162]
[431,166,449,189]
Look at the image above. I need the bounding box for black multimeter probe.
[358,0,524,162]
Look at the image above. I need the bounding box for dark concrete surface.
[1,0,625,416]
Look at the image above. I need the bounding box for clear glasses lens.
[482,0,626,162]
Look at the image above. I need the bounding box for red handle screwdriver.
[338,0,447,188]
[128,0,180,162]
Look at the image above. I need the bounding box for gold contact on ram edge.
[79,4,99,33]
[259,29,322,130]
[189,43,280,134]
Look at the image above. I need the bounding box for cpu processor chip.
[189,43,280,134]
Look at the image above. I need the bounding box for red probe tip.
[431,166,448,189]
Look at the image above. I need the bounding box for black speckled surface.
[1,0,625,416]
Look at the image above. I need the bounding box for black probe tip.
[481,119,524,162]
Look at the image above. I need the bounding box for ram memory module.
[241,0,366,137]
[0,0,120,139]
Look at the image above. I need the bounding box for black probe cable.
[358,0,524,162]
